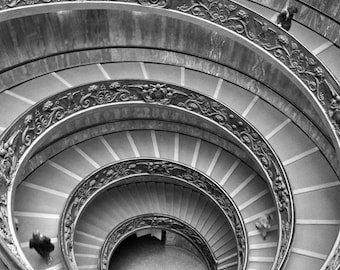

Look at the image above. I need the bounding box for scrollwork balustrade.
[0,80,293,269]
[59,159,246,270]
[1,0,339,144]
[0,0,338,268]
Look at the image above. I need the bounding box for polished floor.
[109,234,208,270]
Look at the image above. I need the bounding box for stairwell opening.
[108,229,209,270]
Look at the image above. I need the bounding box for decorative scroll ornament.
[3,0,50,9]
[0,131,30,268]
[177,1,252,38]
[326,243,340,270]
[176,0,340,137]
[328,90,340,137]
[264,34,326,105]
[1,80,292,270]
[0,0,338,138]
[100,214,216,270]
[60,159,246,270]
[137,0,169,8]
[0,0,337,267]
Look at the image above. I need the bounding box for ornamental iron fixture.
[0,0,339,142]
[325,241,340,270]
[59,159,246,270]
[0,80,293,269]
[99,214,216,270]
[173,0,340,145]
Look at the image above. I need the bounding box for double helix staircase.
[0,1,339,270]
[8,61,340,270]
[15,129,279,270]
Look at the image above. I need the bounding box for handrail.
[59,159,245,270]
[0,1,338,149]
[171,0,340,151]
[234,0,340,48]
[99,214,217,270]
[323,232,340,270]
[0,79,293,270]
[0,1,337,269]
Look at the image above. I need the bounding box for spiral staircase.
[0,1,340,270]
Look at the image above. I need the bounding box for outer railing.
[0,79,293,269]
[0,0,339,150]
[171,0,340,154]
[99,214,217,270]
[323,233,340,270]
[59,159,245,270]
[235,0,340,48]
[0,0,337,269]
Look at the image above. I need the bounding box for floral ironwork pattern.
[175,0,340,140]
[0,1,338,139]
[100,214,216,270]
[325,242,340,270]
[0,80,293,269]
[0,131,31,269]
[60,159,246,270]
[1,0,50,9]
[137,0,169,8]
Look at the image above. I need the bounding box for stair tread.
[25,163,79,194]
[184,192,202,224]
[77,137,117,167]
[130,130,155,156]
[15,185,66,213]
[178,188,192,221]
[165,183,174,216]
[51,147,96,178]
[56,64,106,86]
[155,131,175,160]
[104,132,135,159]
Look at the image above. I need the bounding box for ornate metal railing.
[0,80,293,269]
[172,0,340,150]
[0,0,340,151]
[323,233,340,270]
[237,0,340,48]
[99,214,216,270]
[0,0,337,268]
[59,159,245,270]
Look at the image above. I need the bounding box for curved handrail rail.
[99,214,217,270]
[234,0,340,49]
[171,0,340,151]
[323,232,340,270]
[59,159,244,270]
[0,79,293,270]
[0,1,336,269]
[60,159,244,269]
[0,1,339,148]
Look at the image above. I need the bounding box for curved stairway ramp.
[232,0,340,83]
[0,1,338,270]
[6,62,339,270]
[227,1,340,268]
[0,0,338,155]
[14,129,279,270]
[73,182,237,269]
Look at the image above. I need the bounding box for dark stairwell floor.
[109,234,208,270]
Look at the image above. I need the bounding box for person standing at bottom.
[29,230,55,265]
